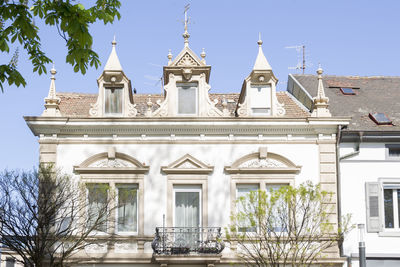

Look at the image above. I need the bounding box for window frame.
[249,84,272,116]
[104,86,124,116]
[115,184,139,235]
[385,144,400,161]
[176,82,198,116]
[172,185,202,228]
[378,178,400,235]
[233,179,293,233]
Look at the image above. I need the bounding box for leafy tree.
[0,165,116,267]
[226,182,353,267]
[0,0,121,92]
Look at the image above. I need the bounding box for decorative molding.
[85,242,108,253]
[114,241,138,253]
[162,153,214,174]
[225,151,301,174]
[74,151,149,174]
[176,53,200,67]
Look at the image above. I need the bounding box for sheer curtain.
[117,187,137,232]
[175,191,200,228]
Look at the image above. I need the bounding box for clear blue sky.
[1,0,400,170]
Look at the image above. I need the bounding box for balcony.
[151,227,225,255]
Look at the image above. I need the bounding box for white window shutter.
[365,182,381,233]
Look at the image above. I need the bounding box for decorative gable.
[175,52,201,67]
[225,147,301,174]
[236,36,285,117]
[161,154,214,174]
[89,39,137,118]
[74,147,149,174]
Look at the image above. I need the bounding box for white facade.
[22,20,350,266]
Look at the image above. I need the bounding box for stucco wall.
[57,142,321,237]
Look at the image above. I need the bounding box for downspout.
[336,125,345,259]
[337,130,362,266]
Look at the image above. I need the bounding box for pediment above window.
[161,154,214,174]
[225,148,301,174]
[74,149,149,174]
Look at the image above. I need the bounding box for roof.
[57,91,309,118]
[291,74,400,131]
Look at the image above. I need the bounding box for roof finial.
[104,36,123,71]
[167,49,173,65]
[200,48,206,64]
[42,63,61,117]
[182,4,191,47]
[253,33,272,71]
[112,35,116,47]
[311,63,331,117]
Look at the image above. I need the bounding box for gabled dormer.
[150,14,223,117]
[89,38,137,117]
[236,36,285,117]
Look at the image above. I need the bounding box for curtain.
[118,187,137,232]
[105,87,122,114]
[175,191,200,228]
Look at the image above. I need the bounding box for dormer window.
[105,87,123,115]
[177,82,198,115]
[250,85,271,115]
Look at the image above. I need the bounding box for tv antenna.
[286,45,306,74]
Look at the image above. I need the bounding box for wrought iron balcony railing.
[151,227,225,255]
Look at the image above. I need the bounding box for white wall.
[57,142,321,236]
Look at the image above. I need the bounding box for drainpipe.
[337,130,362,266]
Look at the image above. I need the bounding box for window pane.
[117,187,138,232]
[389,147,400,157]
[87,186,108,232]
[177,83,197,114]
[237,184,259,232]
[250,85,271,115]
[266,185,286,232]
[175,192,200,227]
[105,87,123,114]
[384,189,394,228]
[6,258,15,267]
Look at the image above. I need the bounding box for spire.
[104,36,123,71]
[182,4,191,47]
[253,33,272,71]
[311,64,331,117]
[42,64,61,117]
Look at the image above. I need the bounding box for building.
[22,20,350,266]
[288,74,400,267]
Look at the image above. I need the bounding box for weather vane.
[182,4,191,46]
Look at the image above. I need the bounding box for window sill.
[378,231,400,237]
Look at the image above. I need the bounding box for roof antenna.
[285,45,308,74]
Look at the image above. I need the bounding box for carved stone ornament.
[177,53,200,67]
[114,242,138,253]
[89,102,99,116]
[85,242,108,253]
[182,68,193,80]
[89,158,135,168]
[238,158,286,168]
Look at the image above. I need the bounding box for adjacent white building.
[288,74,400,267]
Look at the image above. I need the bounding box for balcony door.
[174,186,201,228]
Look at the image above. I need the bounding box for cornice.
[25,116,349,137]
